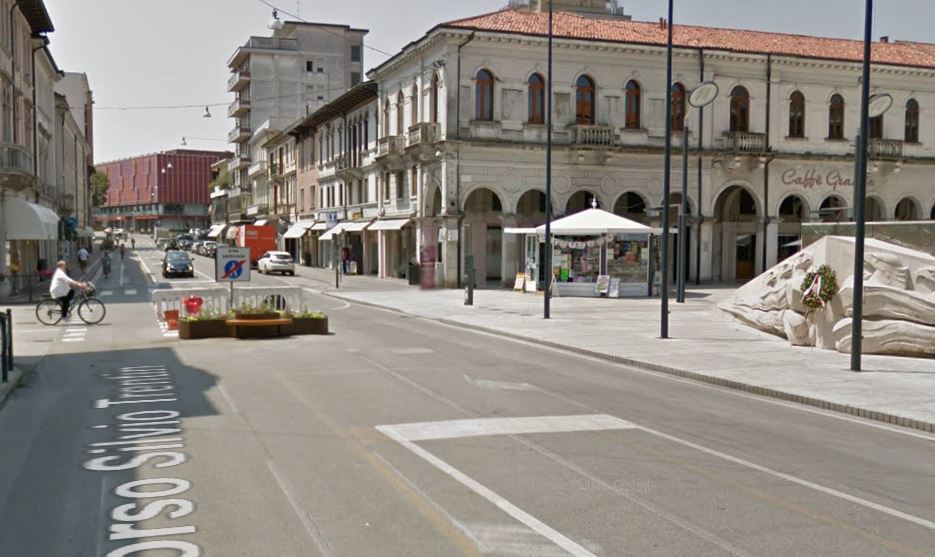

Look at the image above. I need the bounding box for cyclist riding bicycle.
[50,260,88,318]
[102,251,112,278]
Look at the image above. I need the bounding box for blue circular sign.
[224,260,244,280]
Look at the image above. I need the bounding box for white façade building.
[366,1,935,289]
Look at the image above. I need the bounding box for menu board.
[595,275,610,295]
[608,278,621,298]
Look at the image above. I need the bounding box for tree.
[209,168,231,191]
[90,171,110,208]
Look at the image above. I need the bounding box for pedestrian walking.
[119,244,126,260]
[341,245,350,275]
[76,246,89,275]
[130,238,136,250]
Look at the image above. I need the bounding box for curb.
[322,291,935,435]
[0,369,23,412]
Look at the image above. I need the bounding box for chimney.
[880,36,889,43]
[659,17,667,30]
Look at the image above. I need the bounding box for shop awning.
[225,226,241,240]
[368,219,411,231]
[342,220,372,233]
[254,219,269,226]
[283,220,315,239]
[207,224,227,239]
[535,209,652,236]
[210,189,229,199]
[309,222,327,231]
[318,223,348,242]
[2,197,59,240]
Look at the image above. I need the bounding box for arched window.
[575,75,595,125]
[828,94,845,139]
[430,73,440,124]
[625,80,641,129]
[789,91,805,138]
[905,98,919,143]
[670,83,686,132]
[411,84,419,127]
[729,86,750,133]
[396,92,404,135]
[527,73,545,125]
[869,114,883,139]
[475,69,494,121]
[383,99,390,136]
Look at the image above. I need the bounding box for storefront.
[507,208,654,298]
[1,196,61,298]
[282,220,315,263]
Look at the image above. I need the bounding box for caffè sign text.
[781,169,875,190]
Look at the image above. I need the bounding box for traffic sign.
[215,246,251,283]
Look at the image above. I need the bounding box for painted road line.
[265,460,334,557]
[391,347,435,355]
[124,288,138,296]
[100,290,114,297]
[385,414,637,442]
[377,421,599,557]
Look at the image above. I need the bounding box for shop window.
[528,73,545,125]
[729,86,750,133]
[828,94,845,139]
[575,75,595,125]
[624,80,641,129]
[670,83,686,132]
[905,99,919,143]
[475,69,494,121]
[789,91,805,138]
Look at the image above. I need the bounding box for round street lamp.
[868,93,894,118]
[675,81,719,303]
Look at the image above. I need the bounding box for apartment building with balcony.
[367,1,935,288]
[226,18,367,222]
[96,149,231,233]
[0,0,92,298]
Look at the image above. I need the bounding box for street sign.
[215,246,251,283]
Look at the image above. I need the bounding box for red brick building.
[97,149,231,232]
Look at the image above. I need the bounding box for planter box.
[179,319,230,340]
[233,312,280,321]
[281,317,328,336]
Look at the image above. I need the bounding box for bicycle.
[35,283,107,326]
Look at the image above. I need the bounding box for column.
[699,220,714,281]
[440,216,460,288]
[765,221,779,270]
[500,214,519,288]
[378,230,387,279]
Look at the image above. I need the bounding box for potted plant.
[281,310,328,336]
[179,308,230,340]
[232,303,280,321]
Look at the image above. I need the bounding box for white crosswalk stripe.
[62,325,88,343]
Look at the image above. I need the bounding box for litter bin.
[407,262,420,285]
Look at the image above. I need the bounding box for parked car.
[162,250,194,278]
[191,241,204,255]
[257,251,295,276]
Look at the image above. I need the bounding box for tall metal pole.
[660,0,674,338]
[851,0,874,371]
[677,119,689,303]
[544,0,553,319]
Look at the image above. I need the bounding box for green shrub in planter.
[281,310,328,336]
[179,308,230,340]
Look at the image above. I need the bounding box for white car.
[257,251,295,276]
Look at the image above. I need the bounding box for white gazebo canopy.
[531,208,653,236]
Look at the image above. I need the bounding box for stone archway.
[713,184,761,282]
[777,193,809,262]
[613,191,648,224]
[895,197,920,221]
[463,187,504,286]
[566,190,599,214]
[866,196,885,222]
[819,195,848,223]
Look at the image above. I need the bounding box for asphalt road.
[0,237,934,557]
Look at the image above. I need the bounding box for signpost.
[215,246,251,307]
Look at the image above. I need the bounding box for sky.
[42,0,935,164]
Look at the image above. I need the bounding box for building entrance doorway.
[713,185,760,282]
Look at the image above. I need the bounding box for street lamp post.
[677,82,719,303]
[544,0,553,319]
[660,0,674,338]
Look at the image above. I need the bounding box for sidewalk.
[0,249,105,305]
[295,265,935,432]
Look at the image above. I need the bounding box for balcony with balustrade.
[228,98,251,118]
[0,143,36,191]
[376,136,404,160]
[868,138,903,160]
[721,131,768,154]
[248,160,267,178]
[406,123,439,148]
[227,70,251,93]
[228,124,252,143]
[568,125,617,148]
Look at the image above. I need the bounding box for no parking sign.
[215,246,251,283]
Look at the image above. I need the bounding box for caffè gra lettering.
[781,169,874,190]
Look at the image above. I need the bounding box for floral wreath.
[800,264,837,310]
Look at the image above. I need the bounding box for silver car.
[257,251,295,276]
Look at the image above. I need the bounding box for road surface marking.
[377,421,599,557]
[119,258,125,286]
[391,347,435,355]
[217,384,238,414]
[265,460,333,557]
[464,374,538,392]
[124,288,138,296]
[385,414,637,442]
[100,290,114,297]
[63,326,88,343]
